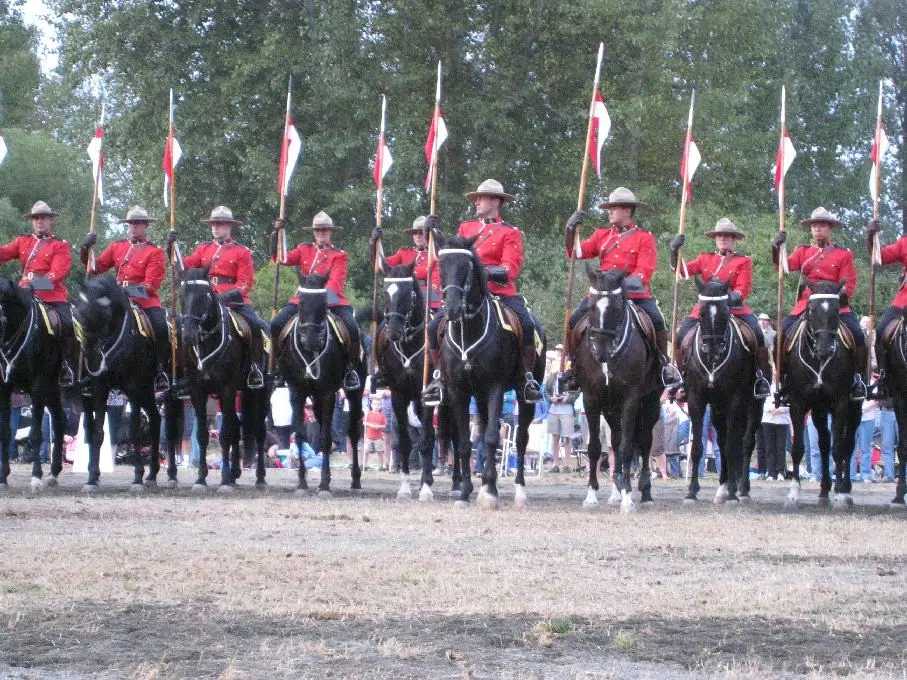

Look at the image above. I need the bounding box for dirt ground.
[1,461,906,679]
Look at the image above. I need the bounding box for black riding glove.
[669,234,686,269]
[485,266,509,284]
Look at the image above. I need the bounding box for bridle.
[798,292,841,386]
[181,279,231,371]
[694,292,733,385]
[383,276,424,369]
[438,249,492,361]
[81,298,132,378]
[292,287,331,379]
[438,249,482,320]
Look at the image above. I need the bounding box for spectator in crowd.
[655,390,685,478]
[761,387,791,480]
[501,389,516,431]
[806,412,834,481]
[544,353,577,473]
[362,396,387,472]
[106,390,126,451]
[270,386,293,450]
[758,313,776,351]
[878,396,897,483]
[851,397,879,483]
[698,405,721,477]
[331,391,346,451]
[7,392,27,459]
[469,397,486,475]
[380,388,396,471]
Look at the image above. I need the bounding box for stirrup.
[868,371,887,400]
[754,371,771,399]
[522,372,542,404]
[661,362,682,388]
[58,362,74,387]
[154,371,171,394]
[246,364,265,390]
[421,370,443,407]
[850,375,867,402]
[342,368,361,391]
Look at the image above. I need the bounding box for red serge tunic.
[683,251,753,318]
[456,218,523,297]
[567,224,656,300]
[786,244,856,315]
[183,239,255,303]
[385,247,442,309]
[0,234,71,303]
[92,239,166,309]
[279,243,349,307]
[879,236,907,308]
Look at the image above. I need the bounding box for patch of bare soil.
[1,463,905,679]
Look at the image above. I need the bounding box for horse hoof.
[640,500,655,507]
[418,485,434,503]
[167,480,179,489]
[739,495,751,505]
[30,477,43,492]
[889,500,906,510]
[255,482,268,492]
[130,483,145,493]
[81,484,98,495]
[714,484,729,504]
[397,489,413,500]
[816,496,831,507]
[607,485,622,506]
[192,483,208,494]
[620,500,637,514]
[45,476,59,488]
[453,500,470,509]
[318,490,333,499]
[294,488,310,498]
[833,495,854,510]
[682,497,698,505]
[513,485,528,509]
[476,486,499,510]
[217,485,234,495]
[143,479,157,488]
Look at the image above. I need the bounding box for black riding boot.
[754,346,772,399]
[850,344,869,401]
[656,330,682,388]
[869,339,887,399]
[520,345,542,404]
[421,349,443,406]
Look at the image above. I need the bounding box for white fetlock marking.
[397,475,413,499]
[620,489,636,514]
[583,488,599,509]
[476,485,498,510]
[130,483,145,493]
[714,483,729,505]
[30,477,43,491]
[608,483,621,506]
[418,484,434,502]
[786,480,800,505]
[514,484,528,508]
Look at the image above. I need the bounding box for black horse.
[371,261,458,500]
[570,266,661,512]
[781,280,861,508]
[275,272,363,494]
[180,267,267,492]
[73,275,182,490]
[676,278,763,504]
[434,234,545,508]
[871,308,907,506]
[0,278,67,490]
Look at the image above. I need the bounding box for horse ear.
[585,262,598,283]
[465,234,479,250]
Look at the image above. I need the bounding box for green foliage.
[0,2,40,126]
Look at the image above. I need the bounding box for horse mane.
[86,273,129,307]
[183,267,210,282]
[300,272,329,289]
[808,279,844,296]
[592,268,625,293]
[440,235,489,297]
[699,277,730,298]
[0,277,32,309]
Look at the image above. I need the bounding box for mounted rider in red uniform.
[271,211,362,391]
[772,206,867,401]
[166,205,269,389]
[0,201,76,385]
[563,187,682,388]
[81,206,170,392]
[422,179,543,404]
[669,218,772,398]
[370,215,442,311]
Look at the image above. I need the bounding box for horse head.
[695,277,732,357]
[296,272,330,350]
[0,278,31,340]
[180,266,215,346]
[805,279,844,361]
[382,261,422,343]
[585,265,627,361]
[437,233,486,321]
[74,274,128,340]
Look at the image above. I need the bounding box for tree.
[0,1,40,127]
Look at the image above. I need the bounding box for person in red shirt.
[81,206,170,390]
[422,179,542,404]
[369,216,442,311]
[865,217,907,398]
[362,396,388,471]
[772,206,867,400]
[0,201,76,383]
[563,187,681,387]
[271,211,361,391]
[166,205,268,389]
[669,218,772,398]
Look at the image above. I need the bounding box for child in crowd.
[362,396,388,472]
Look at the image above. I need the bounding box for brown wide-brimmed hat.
[201,205,241,225]
[303,211,341,230]
[405,216,427,235]
[465,179,515,203]
[705,217,745,239]
[121,206,156,224]
[800,206,841,228]
[23,201,58,218]
[598,186,648,210]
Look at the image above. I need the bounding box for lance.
[561,42,604,374]
[370,94,389,380]
[868,79,885,382]
[270,77,294,373]
[85,102,105,275]
[422,61,443,390]
[166,88,179,383]
[774,86,790,383]
[668,91,696,359]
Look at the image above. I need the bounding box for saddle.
[129,302,153,339]
[35,300,60,336]
[881,316,904,346]
[569,302,656,354]
[678,317,757,356]
[783,316,855,354]
[436,299,544,357]
[277,313,348,347]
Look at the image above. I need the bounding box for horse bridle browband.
[292,287,332,379]
[694,293,734,384]
[182,280,231,370]
[383,278,424,368]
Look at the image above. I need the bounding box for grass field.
[1,462,905,679]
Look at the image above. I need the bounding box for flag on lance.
[870,83,888,203]
[277,93,302,197]
[680,94,700,203]
[373,95,393,188]
[163,89,182,207]
[424,108,447,192]
[0,133,7,166]
[86,106,105,205]
[588,89,611,179]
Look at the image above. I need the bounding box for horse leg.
[513,397,533,508]
[250,393,267,488]
[317,392,335,493]
[45,389,66,484]
[89,398,107,490]
[477,384,503,509]
[583,403,603,509]
[607,418,623,506]
[685,397,706,502]
[291,390,308,492]
[128,400,145,488]
[0,392,11,486]
[617,400,639,513]
[450,394,473,504]
[637,391,659,504]
[191,388,210,490]
[143,394,162,486]
[814,409,832,504]
[833,402,859,509]
[28,395,46,486]
[218,389,237,490]
[164,396,182,485]
[348,389,363,491]
[739,400,761,500]
[392,394,412,499]
[712,409,731,504]
[417,402,436,501]
[893,395,907,506]
[440,406,461,492]
[786,402,807,507]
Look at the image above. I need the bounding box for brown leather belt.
[210,276,236,285]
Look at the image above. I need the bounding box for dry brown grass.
[0,463,905,678]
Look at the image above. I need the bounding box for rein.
[383,278,425,369]
[182,281,231,371]
[83,302,132,377]
[795,292,841,387]
[292,287,331,379]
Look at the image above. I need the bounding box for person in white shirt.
[761,387,792,480]
[851,398,879,482]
